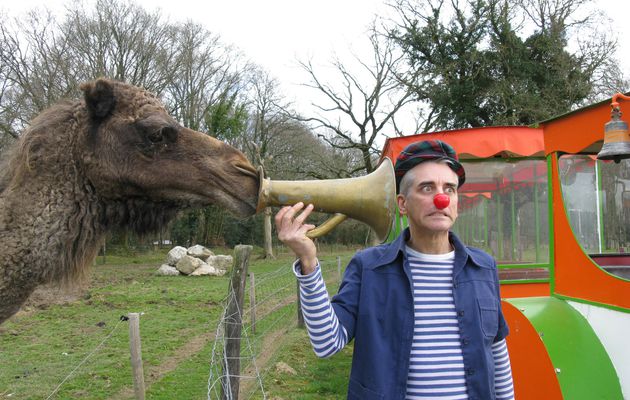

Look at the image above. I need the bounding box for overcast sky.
[139,0,630,81]
[1,0,629,136]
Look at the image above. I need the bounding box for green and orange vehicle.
[380,94,630,399]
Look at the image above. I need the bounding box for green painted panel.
[507,297,621,400]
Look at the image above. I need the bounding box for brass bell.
[597,106,630,162]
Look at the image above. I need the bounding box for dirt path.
[109,293,298,400]
[237,293,301,398]
[110,331,216,400]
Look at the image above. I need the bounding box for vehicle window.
[559,154,630,280]
[453,159,550,266]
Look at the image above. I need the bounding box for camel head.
[0,78,262,325]
[78,78,259,219]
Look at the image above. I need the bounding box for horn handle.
[256,167,348,239]
[305,213,348,239]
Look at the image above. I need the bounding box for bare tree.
[0,1,175,146]
[62,0,180,92]
[294,29,415,175]
[0,10,75,140]
[271,126,364,180]
[240,68,296,259]
[241,69,292,164]
[0,0,250,140]
[167,22,250,131]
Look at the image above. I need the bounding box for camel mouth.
[216,190,258,218]
[143,167,259,218]
[207,172,259,218]
[233,183,259,217]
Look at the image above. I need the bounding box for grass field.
[0,247,355,399]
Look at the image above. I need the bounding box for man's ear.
[81,78,116,120]
[396,194,408,216]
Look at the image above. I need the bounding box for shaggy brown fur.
[0,78,259,324]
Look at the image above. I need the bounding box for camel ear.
[81,78,116,120]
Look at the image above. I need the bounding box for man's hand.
[275,202,318,274]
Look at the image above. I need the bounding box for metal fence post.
[249,272,256,334]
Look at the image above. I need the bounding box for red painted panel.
[501,282,550,298]
[542,102,608,155]
[502,301,563,399]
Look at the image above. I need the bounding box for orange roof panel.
[381,126,544,162]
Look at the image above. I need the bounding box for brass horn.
[256,158,397,243]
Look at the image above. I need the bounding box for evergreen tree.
[388,0,625,129]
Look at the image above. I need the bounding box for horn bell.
[257,158,397,242]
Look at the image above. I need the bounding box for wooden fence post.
[128,313,145,400]
[337,256,341,280]
[249,272,256,334]
[221,245,252,400]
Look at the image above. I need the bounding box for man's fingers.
[274,206,292,228]
[275,203,302,228]
[294,204,314,225]
[277,202,313,226]
[299,224,316,234]
[275,203,316,242]
[282,202,305,223]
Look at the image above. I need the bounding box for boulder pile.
[156,245,233,277]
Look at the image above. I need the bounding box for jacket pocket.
[348,378,385,400]
[477,297,499,338]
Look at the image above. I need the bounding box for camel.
[0,78,260,324]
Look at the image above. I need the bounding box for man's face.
[397,161,459,235]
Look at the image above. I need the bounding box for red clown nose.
[433,193,450,209]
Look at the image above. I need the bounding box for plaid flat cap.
[394,139,465,193]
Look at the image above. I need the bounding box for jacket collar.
[449,231,489,267]
[372,228,487,270]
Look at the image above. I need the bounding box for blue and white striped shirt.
[294,249,515,400]
[406,246,468,399]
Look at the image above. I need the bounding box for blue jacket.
[331,228,509,400]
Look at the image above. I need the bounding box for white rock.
[190,263,218,276]
[176,255,204,275]
[156,264,181,276]
[275,362,297,375]
[187,244,214,259]
[206,255,233,271]
[166,246,188,266]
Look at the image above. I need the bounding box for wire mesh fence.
[0,251,347,399]
[206,255,343,400]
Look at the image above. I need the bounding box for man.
[275,140,514,400]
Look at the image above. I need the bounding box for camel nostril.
[233,162,258,178]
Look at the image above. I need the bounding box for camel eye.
[148,129,163,143]
[161,126,178,143]
[147,126,177,144]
